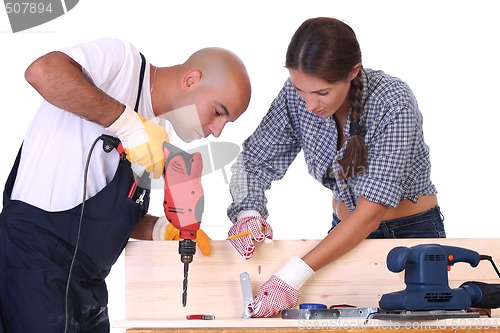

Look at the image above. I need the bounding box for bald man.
[0,38,251,332]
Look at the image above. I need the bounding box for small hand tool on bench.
[282,303,378,320]
[240,272,254,318]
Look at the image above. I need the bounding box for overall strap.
[131,52,151,200]
[134,52,147,112]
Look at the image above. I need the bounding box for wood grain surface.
[120,238,500,330]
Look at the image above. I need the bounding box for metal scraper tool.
[281,307,379,320]
[282,308,341,320]
[240,272,254,318]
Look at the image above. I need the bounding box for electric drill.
[101,135,204,307]
[161,142,204,307]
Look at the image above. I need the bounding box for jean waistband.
[332,205,442,226]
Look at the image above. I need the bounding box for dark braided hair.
[285,17,367,179]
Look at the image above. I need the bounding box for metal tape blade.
[239,272,254,318]
[282,309,341,320]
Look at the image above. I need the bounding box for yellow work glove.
[152,216,212,256]
[165,223,212,256]
[106,105,169,178]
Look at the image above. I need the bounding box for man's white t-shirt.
[11,38,160,211]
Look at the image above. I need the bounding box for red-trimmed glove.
[227,210,273,259]
[249,256,315,318]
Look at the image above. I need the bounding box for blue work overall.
[0,144,149,332]
[0,52,148,333]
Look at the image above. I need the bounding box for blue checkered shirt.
[227,68,437,221]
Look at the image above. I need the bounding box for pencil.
[226,226,265,240]
[226,230,252,240]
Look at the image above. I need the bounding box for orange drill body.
[162,142,204,240]
[101,135,204,306]
[161,142,204,306]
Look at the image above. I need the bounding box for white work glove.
[106,105,169,178]
[227,210,273,259]
[249,256,315,318]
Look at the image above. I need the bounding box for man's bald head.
[185,47,248,81]
[184,47,251,121]
[156,47,251,142]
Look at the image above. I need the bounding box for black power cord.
[480,255,500,278]
[64,135,106,333]
[459,255,500,317]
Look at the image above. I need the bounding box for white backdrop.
[1,1,499,331]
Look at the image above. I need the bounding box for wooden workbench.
[124,320,500,333]
[126,329,500,333]
[116,238,500,332]
[122,316,500,332]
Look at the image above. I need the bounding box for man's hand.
[106,105,169,178]
[249,256,314,317]
[227,210,273,259]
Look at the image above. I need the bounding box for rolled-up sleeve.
[352,84,435,207]
[352,92,426,207]
[227,87,302,221]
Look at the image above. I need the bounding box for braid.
[337,72,367,179]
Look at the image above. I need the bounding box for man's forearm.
[130,214,158,240]
[25,51,124,127]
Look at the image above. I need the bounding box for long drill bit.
[182,262,190,306]
[179,240,196,307]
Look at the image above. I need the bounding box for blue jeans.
[330,205,446,239]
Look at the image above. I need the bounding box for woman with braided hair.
[226,17,445,317]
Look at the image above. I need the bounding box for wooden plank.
[117,317,500,331]
[127,329,500,333]
[124,238,500,322]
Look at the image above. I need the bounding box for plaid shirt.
[227,68,437,221]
